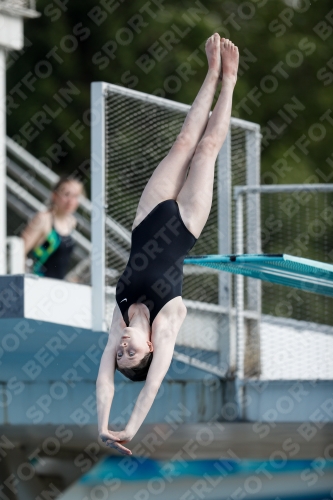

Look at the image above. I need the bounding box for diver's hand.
[99,430,132,455]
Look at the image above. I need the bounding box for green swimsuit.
[31,217,75,279]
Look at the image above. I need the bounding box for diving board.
[184,254,333,297]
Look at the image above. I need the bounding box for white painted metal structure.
[6,236,24,273]
[234,183,333,380]
[6,135,133,283]
[0,0,39,274]
[6,175,91,254]
[0,48,5,274]
[0,1,38,17]
[91,82,261,376]
[91,83,106,331]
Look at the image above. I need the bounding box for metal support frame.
[235,183,333,195]
[91,82,106,332]
[234,182,333,381]
[0,0,39,18]
[0,49,5,274]
[0,3,39,275]
[6,236,24,273]
[90,81,260,376]
[235,192,246,418]
[218,130,233,372]
[235,194,245,379]
[91,82,258,130]
[244,128,262,377]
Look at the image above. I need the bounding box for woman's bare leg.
[177,39,239,239]
[133,34,223,227]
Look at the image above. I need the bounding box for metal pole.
[245,128,262,377]
[235,183,333,195]
[0,48,6,274]
[91,82,106,332]
[235,192,245,419]
[7,236,24,274]
[217,129,232,373]
[235,192,244,379]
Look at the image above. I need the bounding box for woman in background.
[22,176,83,280]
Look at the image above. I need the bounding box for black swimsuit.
[31,216,75,279]
[115,199,197,327]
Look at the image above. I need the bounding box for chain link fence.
[235,185,333,380]
[91,82,261,375]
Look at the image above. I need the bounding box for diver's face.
[117,327,153,369]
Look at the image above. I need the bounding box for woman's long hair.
[116,352,153,381]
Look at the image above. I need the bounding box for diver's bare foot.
[205,33,222,78]
[218,39,223,81]
[220,38,239,85]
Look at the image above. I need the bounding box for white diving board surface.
[184,254,333,297]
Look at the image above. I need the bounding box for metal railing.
[0,0,39,17]
[6,236,24,274]
[6,137,134,282]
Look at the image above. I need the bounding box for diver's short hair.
[116,352,153,381]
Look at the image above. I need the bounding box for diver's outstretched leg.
[177,38,239,239]
[132,33,222,229]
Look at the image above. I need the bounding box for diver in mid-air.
[96,33,239,455]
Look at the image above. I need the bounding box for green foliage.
[7,0,333,194]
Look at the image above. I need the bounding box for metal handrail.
[7,136,132,244]
[234,183,333,198]
[7,157,91,236]
[0,0,40,17]
[6,176,91,253]
[6,174,131,264]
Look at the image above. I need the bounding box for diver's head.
[115,326,153,381]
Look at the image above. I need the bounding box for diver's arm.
[95,330,172,452]
[96,304,122,433]
[124,307,187,439]
[96,334,116,433]
[96,306,133,455]
[125,385,160,440]
[125,333,177,440]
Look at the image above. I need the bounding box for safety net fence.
[229,185,333,380]
[91,82,260,376]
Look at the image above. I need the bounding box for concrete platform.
[1,274,333,426]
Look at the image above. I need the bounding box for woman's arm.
[21,211,48,255]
